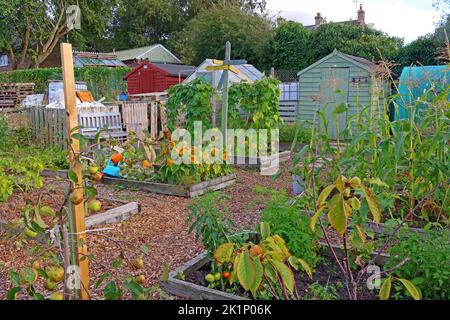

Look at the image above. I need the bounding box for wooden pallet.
[0,83,35,108]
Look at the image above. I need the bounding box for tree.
[0,0,117,69]
[272,20,310,72]
[170,5,274,69]
[308,22,403,64]
[397,36,441,67]
[108,0,179,51]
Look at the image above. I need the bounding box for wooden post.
[61,43,90,300]
[221,41,231,146]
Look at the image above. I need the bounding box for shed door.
[140,68,154,93]
[319,68,349,139]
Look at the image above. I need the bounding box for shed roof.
[123,61,196,80]
[184,59,263,85]
[73,51,126,68]
[111,44,182,64]
[297,49,377,76]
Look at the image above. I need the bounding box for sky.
[267,0,442,43]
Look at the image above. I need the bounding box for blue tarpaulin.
[394,65,449,120]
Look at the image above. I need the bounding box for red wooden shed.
[124,61,196,95]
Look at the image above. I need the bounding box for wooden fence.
[28,108,67,147]
[121,102,149,139]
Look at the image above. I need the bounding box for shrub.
[259,188,322,267]
[279,122,311,143]
[187,192,235,258]
[386,229,450,300]
[0,67,130,100]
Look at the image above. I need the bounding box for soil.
[185,256,378,300]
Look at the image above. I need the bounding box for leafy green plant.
[0,156,44,202]
[259,188,322,267]
[383,229,450,300]
[304,282,340,300]
[279,122,311,143]
[213,223,312,300]
[166,79,215,133]
[228,77,282,130]
[187,192,235,258]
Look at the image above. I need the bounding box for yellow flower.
[167,158,173,167]
[169,141,175,149]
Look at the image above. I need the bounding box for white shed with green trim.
[297,49,387,139]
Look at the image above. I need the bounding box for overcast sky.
[267,0,442,43]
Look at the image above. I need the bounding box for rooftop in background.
[304,4,366,30]
[73,51,127,68]
[110,44,182,65]
[152,63,196,77]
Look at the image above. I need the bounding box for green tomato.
[205,274,215,283]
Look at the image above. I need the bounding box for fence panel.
[279,101,298,123]
[29,108,66,148]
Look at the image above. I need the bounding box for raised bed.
[232,151,291,175]
[41,169,236,198]
[161,243,388,300]
[0,201,141,242]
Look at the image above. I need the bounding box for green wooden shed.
[297,49,387,139]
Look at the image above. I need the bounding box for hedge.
[0,67,131,101]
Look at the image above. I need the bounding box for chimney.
[358,4,365,25]
[315,12,323,26]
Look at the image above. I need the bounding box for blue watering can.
[102,160,123,178]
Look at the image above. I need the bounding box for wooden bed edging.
[160,252,249,300]
[0,202,141,241]
[41,169,236,198]
[232,151,291,172]
[161,243,390,300]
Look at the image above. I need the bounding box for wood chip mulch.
[0,163,294,299]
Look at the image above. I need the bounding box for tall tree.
[0,0,116,69]
[272,20,310,72]
[308,22,403,64]
[170,5,273,69]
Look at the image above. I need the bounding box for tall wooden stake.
[221,41,231,146]
[61,43,90,300]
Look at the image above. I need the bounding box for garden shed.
[297,49,387,139]
[394,65,449,120]
[123,61,196,95]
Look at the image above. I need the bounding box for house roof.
[73,51,126,68]
[123,61,196,80]
[305,19,361,31]
[184,59,263,85]
[297,49,377,77]
[111,44,182,64]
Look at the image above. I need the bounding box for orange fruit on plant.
[69,192,84,205]
[133,258,144,269]
[136,275,145,284]
[32,260,41,270]
[91,172,103,182]
[111,153,124,165]
[142,160,152,168]
[222,272,231,279]
[249,245,264,257]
